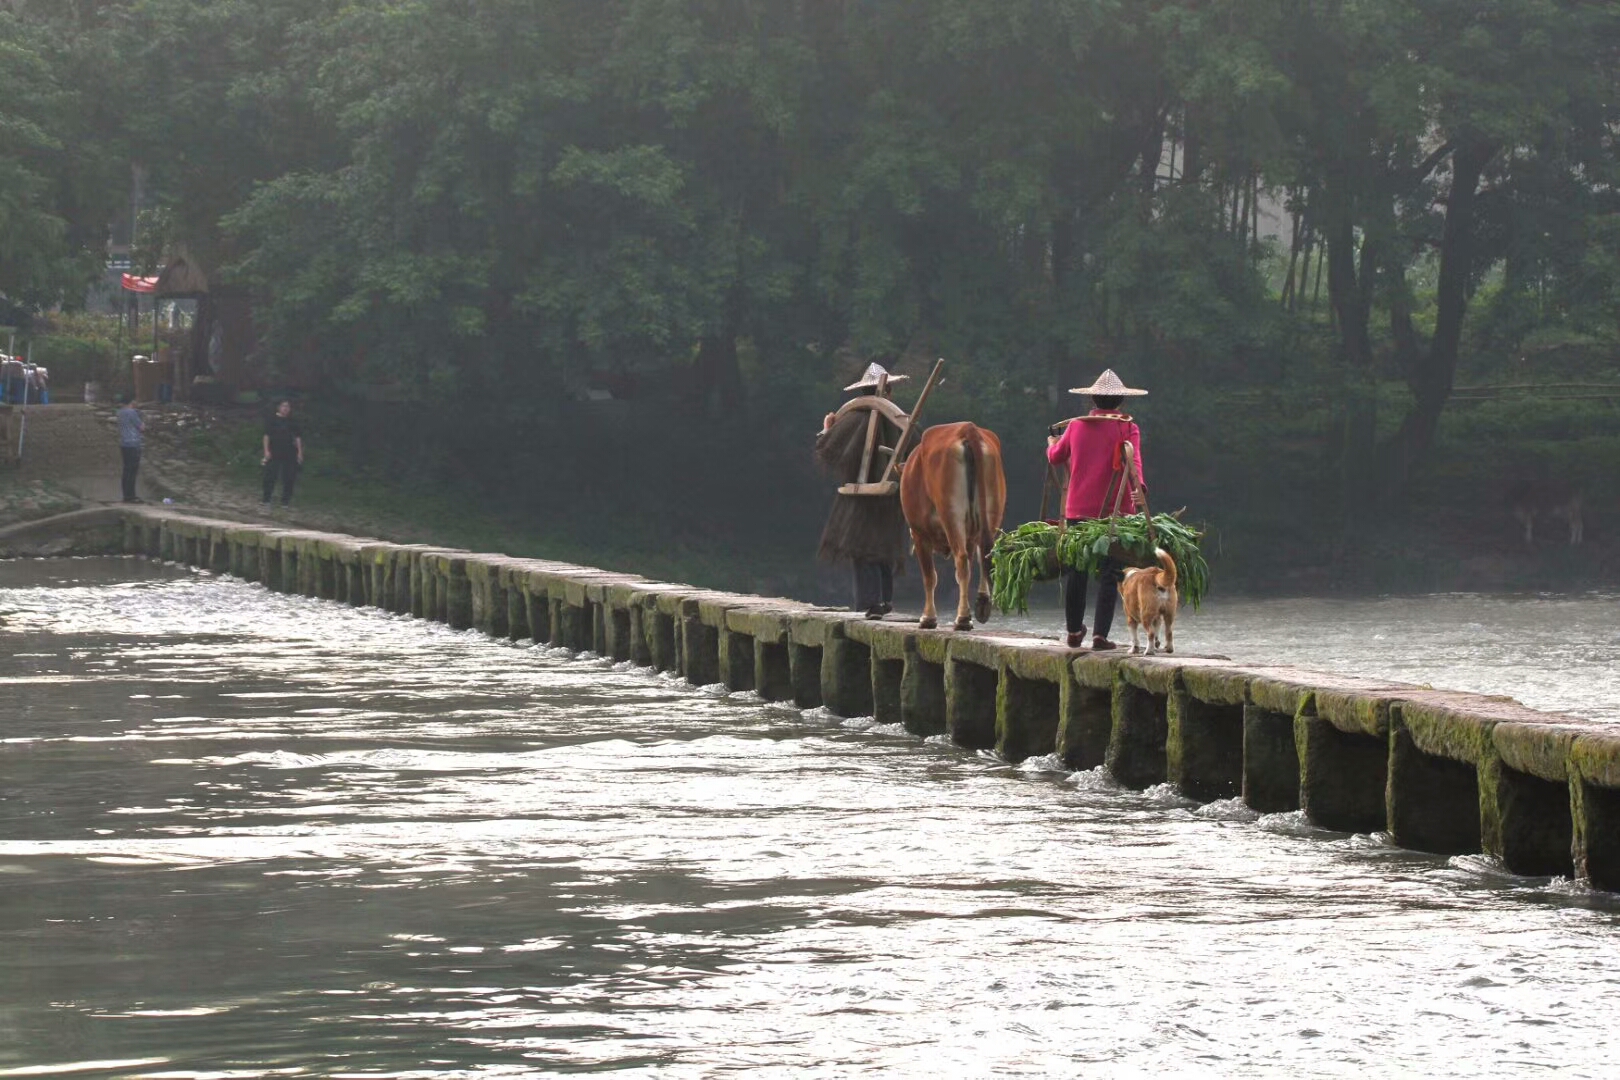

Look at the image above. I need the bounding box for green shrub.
[31,334,113,386]
[26,312,124,388]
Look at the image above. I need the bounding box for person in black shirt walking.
[261,399,303,507]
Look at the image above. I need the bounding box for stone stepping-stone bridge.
[4,506,1617,893]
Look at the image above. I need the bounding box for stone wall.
[11,506,1620,893]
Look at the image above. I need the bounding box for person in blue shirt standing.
[116,393,144,503]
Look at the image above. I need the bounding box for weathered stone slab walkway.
[6,506,1619,893]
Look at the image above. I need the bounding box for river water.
[3,558,1619,1078]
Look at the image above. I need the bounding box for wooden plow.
[833,358,945,497]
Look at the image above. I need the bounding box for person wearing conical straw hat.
[816,362,911,617]
[1046,368,1148,650]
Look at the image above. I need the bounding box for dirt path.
[1,405,134,522]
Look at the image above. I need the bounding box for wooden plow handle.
[876,357,945,486]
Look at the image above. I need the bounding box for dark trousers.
[262,456,298,505]
[851,560,894,612]
[1062,555,1124,638]
[120,446,141,502]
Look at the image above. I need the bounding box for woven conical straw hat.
[1068,368,1147,396]
[843,362,910,392]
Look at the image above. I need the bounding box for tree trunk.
[186,294,213,404]
[1319,178,1381,519]
[1180,105,1202,184]
[1310,230,1326,309]
[1281,198,1304,309]
[1324,203,1372,367]
[1377,140,1498,496]
[1386,263,1421,378]
[1138,104,1166,197]
[1250,174,1261,251]
[692,332,742,412]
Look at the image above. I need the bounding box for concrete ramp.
[11,404,128,503]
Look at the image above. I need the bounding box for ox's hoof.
[974,595,992,623]
[953,617,974,632]
[918,615,938,630]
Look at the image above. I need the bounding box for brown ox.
[899,422,1007,630]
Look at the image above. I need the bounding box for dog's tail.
[1155,547,1177,593]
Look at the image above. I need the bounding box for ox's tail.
[961,426,983,542]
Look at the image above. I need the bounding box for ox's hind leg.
[914,533,939,630]
[974,549,992,625]
[938,500,976,630]
[952,547,975,631]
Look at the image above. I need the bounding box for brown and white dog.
[1118,548,1177,655]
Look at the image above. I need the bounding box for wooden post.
[17,341,29,461]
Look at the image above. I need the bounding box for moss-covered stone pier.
[8,505,1620,892]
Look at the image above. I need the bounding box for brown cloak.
[814,406,909,567]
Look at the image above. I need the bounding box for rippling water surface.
[3,558,1619,1078]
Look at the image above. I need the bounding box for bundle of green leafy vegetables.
[989,514,1209,615]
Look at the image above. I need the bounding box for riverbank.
[0,403,821,598]
[1,400,1615,602]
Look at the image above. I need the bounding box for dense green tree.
[1263,0,1620,499]
[0,9,122,317]
[5,0,1618,572]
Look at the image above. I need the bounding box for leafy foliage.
[0,10,121,316]
[991,515,1210,615]
[4,0,1619,592]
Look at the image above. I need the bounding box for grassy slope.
[173,405,832,601]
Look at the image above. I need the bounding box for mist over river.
[3,558,1619,1078]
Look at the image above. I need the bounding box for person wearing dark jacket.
[261,400,303,507]
[815,363,910,618]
